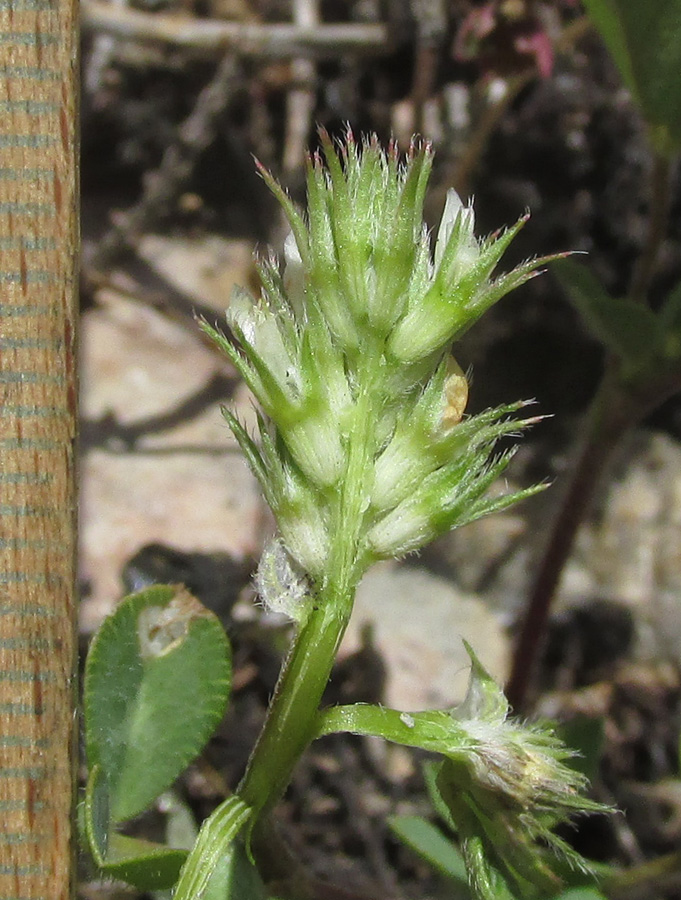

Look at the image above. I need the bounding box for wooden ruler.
[0,0,78,894]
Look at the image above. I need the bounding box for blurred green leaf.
[558,715,606,782]
[582,0,681,154]
[83,764,188,891]
[659,279,681,358]
[423,759,458,833]
[551,890,608,900]
[102,835,188,891]
[387,815,469,888]
[84,585,232,822]
[554,259,661,372]
[83,762,110,864]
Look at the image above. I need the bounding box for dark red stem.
[505,372,630,711]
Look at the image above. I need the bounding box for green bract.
[203,131,550,591]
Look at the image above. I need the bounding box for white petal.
[434,189,464,269]
[283,230,302,268]
[226,287,257,343]
[283,231,305,317]
[434,190,478,274]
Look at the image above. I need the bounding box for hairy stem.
[238,367,378,821]
[237,591,353,819]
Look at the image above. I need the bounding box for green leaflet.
[387,814,469,889]
[554,258,661,377]
[82,763,188,891]
[583,0,681,154]
[84,585,232,823]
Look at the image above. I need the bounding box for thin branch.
[282,0,319,174]
[505,369,632,711]
[81,1,391,59]
[507,350,681,712]
[505,98,679,712]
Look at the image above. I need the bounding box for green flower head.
[435,645,607,900]
[203,130,552,586]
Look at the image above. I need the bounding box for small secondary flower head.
[313,643,607,899]
[434,644,606,900]
[203,130,553,584]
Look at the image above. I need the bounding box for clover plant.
[82,132,604,900]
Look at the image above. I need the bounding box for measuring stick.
[0,0,78,894]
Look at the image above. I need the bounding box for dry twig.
[81,2,390,59]
[282,0,319,174]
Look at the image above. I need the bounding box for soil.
[78,1,681,898]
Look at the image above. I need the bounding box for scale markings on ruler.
[0,0,77,891]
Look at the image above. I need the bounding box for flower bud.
[274,466,330,577]
[225,287,302,415]
[370,367,446,512]
[278,507,328,578]
[285,413,344,489]
[206,131,550,588]
[283,231,306,319]
[434,190,478,274]
[389,204,534,364]
[369,410,539,559]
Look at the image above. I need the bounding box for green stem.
[238,369,378,822]
[237,592,353,820]
[172,797,251,900]
[314,703,470,753]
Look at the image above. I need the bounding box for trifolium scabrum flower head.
[202,129,555,586]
